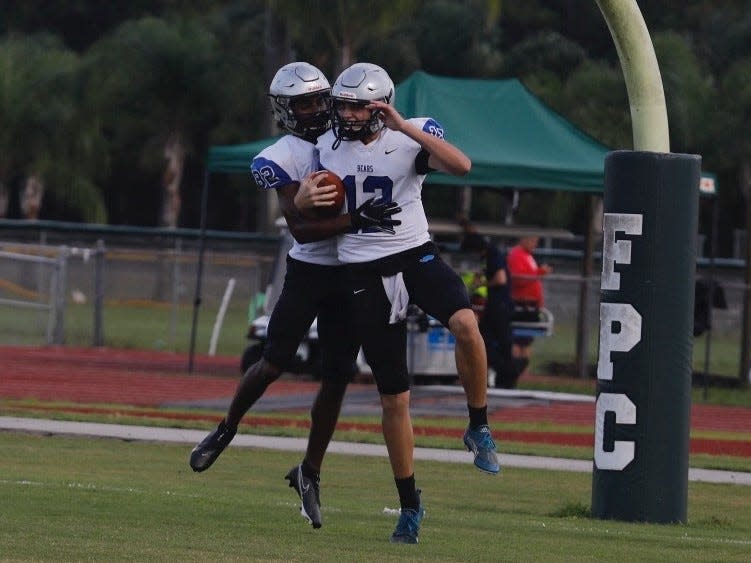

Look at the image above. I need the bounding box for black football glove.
[351,197,402,234]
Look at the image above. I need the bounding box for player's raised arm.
[369,100,471,177]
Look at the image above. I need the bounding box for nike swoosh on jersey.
[353,289,366,294]
[385,147,398,154]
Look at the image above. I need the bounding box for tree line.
[0,0,749,256]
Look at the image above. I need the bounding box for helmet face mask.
[269,62,332,141]
[331,63,395,144]
[332,100,377,141]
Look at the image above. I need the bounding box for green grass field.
[0,301,251,357]
[2,431,750,562]
[529,322,744,380]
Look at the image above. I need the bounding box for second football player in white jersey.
[190,62,401,531]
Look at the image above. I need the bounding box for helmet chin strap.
[332,121,361,150]
[332,117,380,150]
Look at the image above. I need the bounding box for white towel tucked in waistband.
[381,272,409,324]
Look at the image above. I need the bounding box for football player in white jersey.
[316,62,499,544]
[189,62,401,530]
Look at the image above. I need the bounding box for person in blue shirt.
[460,220,517,388]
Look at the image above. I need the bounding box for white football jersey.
[251,135,339,266]
[317,118,443,263]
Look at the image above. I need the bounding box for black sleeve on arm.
[415,149,433,175]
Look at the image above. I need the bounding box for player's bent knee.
[373,373,410,396]
[380,391,410,413]
[250,358,283,386]
[448,308,481,342]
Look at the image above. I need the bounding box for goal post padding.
[592,150,701,523]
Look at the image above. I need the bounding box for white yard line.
[1,416,749,486]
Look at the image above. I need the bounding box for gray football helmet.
[331,63,395,145]
[269,62,331,141]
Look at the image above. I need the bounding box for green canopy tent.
[206,71,715,192]
[206,71,611,190]
[190,71,717,372]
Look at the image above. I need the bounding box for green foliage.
[652,31,715,152]
[558,60,631,149]
[415,1,483,76]
[0,0,749,252]
[716,57,751,162]
[411,0,506,77]
[357,26,421,84]
[85,16,228,225]
[276,0,423,75]
[0,35,67,178]
[87,16,221,154]
[47,176,109,223]
[702,1,751,73]
[0,34,108,220]
[504,31,587,81]
[203,2,267,142]
[0,0,160,50]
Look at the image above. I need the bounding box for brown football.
[315,170,345,218]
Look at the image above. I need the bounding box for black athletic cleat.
[189,420,236,472]
[285,464,322,529]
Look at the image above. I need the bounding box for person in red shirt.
[507,236,552,374]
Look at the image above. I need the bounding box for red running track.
[2,346,750,457]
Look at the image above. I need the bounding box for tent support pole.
[188,168,210,372]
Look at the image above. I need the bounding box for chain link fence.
[1,220,747,380]
[0,222,277,361]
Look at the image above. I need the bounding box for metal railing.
[0,249,62,344]
[1,219,748,381]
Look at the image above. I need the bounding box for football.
[315,170,345,218]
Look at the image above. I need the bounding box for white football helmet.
[269,62,331,140]
[331,62,395,145]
